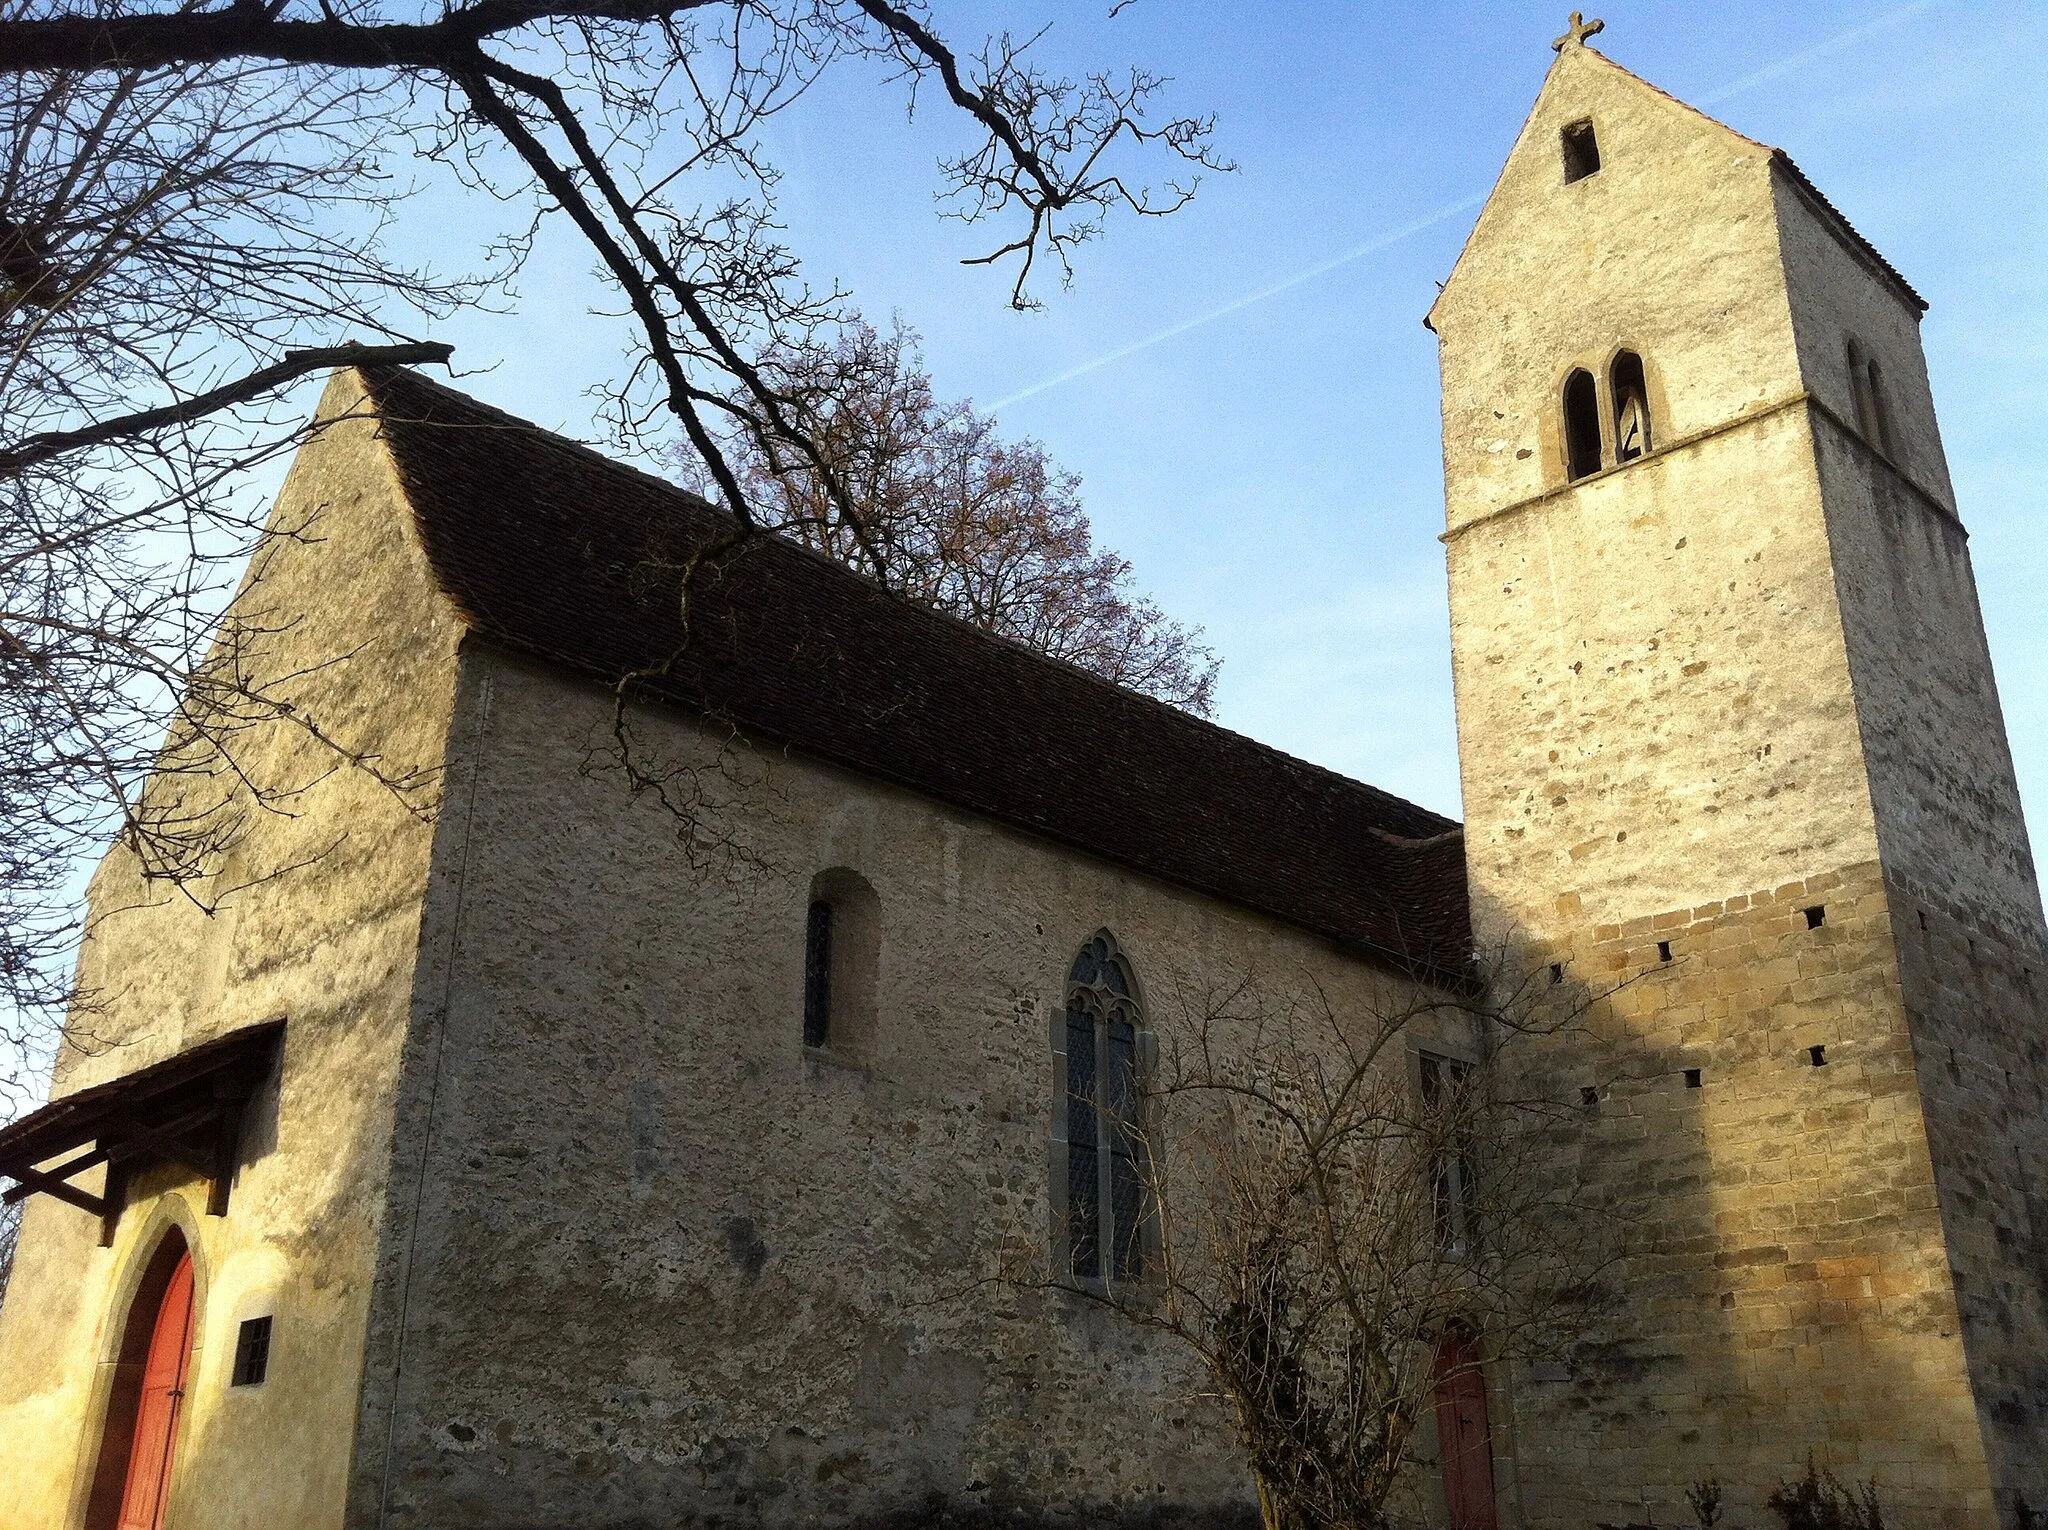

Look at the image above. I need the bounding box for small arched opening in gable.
[84,1225,197,1530]
[1610,349,1652,463]
[1562,369,1603,482]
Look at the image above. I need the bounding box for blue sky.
[411,0,2046,844]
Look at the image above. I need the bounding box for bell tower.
[1432,18,2047,1529]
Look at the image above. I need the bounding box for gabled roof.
[1427,42,1925,328]
[356,366,1474,985]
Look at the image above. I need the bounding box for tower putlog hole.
[1657,939,1671,963]
[1683,1068,1703,1089]
[1804,905,1826,929]
[1809,1045,1828,1067]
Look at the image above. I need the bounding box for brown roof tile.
[358,366,1474,984]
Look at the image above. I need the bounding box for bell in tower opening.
[1611,349,1651,462]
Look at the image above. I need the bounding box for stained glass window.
[1062,932,1148,1280]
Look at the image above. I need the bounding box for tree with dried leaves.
[682,319,1220,713]
[0,0,1223,1116]
[1020,956,1619,1530]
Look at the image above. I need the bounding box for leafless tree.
[0,0,1223,1116]
[1018,955,1622,1530]
[2,53,468,1113]
[680,318,1220,712]
[0,1195,17,1305]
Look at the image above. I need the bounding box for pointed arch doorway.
[89,1231,197,1530]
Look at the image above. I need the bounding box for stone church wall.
[1500,865,1996,1530]
[344,639,1491,1530]
[0,373,470,1530]
[1889,888,2048,1519]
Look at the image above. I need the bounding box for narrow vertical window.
[1561,120,1600,183]
[1061,931,1149,1281]
[1847,339,1894,460]
[802,900,833,1048]
[802,869,880,1060]
[1420,1052,1473,1253]
[1864,358,1894,460]
[1563,369,1602,481]
[1065,1004,1099,1277]
[1610,350,1651,462]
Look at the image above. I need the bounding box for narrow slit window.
[1563,370,1602,482]
[231,1316,272,1387]
[1611,350,1652,462]
[1847,339,1895,460]
[1561,120,1601,183]
[802,900,833,1048]
[1420,1053,1475,1252]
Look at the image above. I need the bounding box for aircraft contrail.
[988,0,1944,415]
[987,192,1486,412]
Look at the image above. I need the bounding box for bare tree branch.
[0,339,450,476]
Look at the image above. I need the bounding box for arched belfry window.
[1562,369,1603,482]
[1610,350,1651,463]
[1056,931,1149,1281]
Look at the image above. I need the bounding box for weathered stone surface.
[348,640,1481,1528]
[0,370,469,1529]
[1434,37,2045,1530]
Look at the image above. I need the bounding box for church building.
[2,20,2042,1530]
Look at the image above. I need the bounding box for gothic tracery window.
[1060,931,1148,1281]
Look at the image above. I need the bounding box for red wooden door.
[115,1249,196,1530]
[1432,1331,1497,1530]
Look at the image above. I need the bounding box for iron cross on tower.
[1552,11,1605,51]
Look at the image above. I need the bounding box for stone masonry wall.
[1888,877,2048,1520]
[345,641,1496,1530]
[0,374,468,1530]
[1503,863,1994,1530]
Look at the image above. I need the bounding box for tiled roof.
[358,366,1474,985]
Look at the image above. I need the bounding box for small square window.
[1562,120,1601,183]
[1683,1068,1703,1089]
[1804,905,1826,929]
[231,1316,272,1387]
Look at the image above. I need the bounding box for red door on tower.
[1432,1330,1497,1530]
[115,1249,196,1530]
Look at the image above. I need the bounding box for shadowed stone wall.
[345,641,1488,1530]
